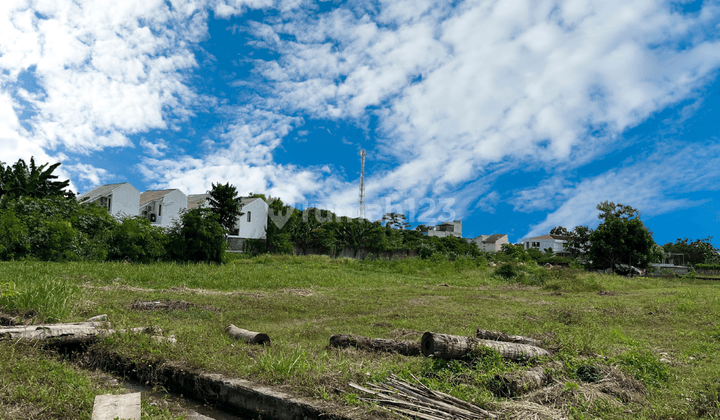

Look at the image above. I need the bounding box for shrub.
[167,208,227,263]
[107,217,167,263]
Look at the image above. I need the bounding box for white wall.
[160,189,187,228]
[109,183,140,217]
[233,199,268,239]
[523,238,568,253]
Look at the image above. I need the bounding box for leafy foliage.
[663,237,720,267]
[208,182,243,234]
[588,202,657,271]
[0,157,72,202]
[107,217,167,263]
[167,208,227,263]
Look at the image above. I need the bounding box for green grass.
[1,255,719,419]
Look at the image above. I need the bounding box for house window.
[107,198,111,210]
[159,205,162,216]
[247,211,251,222]
[532,242,540,247]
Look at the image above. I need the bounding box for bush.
[167,208,227,263]
[107,217,167,263]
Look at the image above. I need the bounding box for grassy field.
[1,255,719,419]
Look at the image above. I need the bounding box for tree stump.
[329,334,421,356]
[491,362,564,397]
[421,332,551,361]
[225,324,271,345]
[476,328,542,346]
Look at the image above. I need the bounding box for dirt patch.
[371,322,394,329]
[130,300,198,311]
[280,288,316,297]
[471,294,555,305]
[597,290,617,296]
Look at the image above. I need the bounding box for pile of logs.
[350,374,497,419]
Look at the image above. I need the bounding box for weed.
[694,381,720,418]
[618,349,670,387]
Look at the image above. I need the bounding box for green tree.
[0,157,72,202]
[567,225,593,256]
[167,208,227,263]
[588,202,657,271]
[208,182,243,234]
[550,226,569,235]
[662,237,720,266]
[107,217,167,263]
[380,212,411,230]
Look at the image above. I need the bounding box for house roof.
[523,234,572,241]
[139,189,179,206]
[77,182,130,202]
[186,194,259,210]
[481,234,507,243]
[187,194,209,209]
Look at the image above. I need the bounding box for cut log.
[329,334,421,356]
[87,314,108,322]
[225,324,270,345]
[491,362,563,397]
[476,328,542,346]
[0,322,112,345]
[421,332,551,361]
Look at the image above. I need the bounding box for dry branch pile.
[350,374,497,419]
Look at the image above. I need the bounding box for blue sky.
[2,0,720,245]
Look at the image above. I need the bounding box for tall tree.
[0,157,72,201]
[550,226,569,236]
[380,212,411,230]
[588,202,657,271]
[207,182,243,234]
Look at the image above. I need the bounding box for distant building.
[139,189,188,228]
[425,220,463,238]
[471,234,509,252]
[77,182,140,218]
[187,194,268,240]
[521,234,573,257]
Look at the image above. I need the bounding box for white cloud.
[140,139,170,158]
[253,0,720,212]
[64,162,110,190]
[522,142,720,238]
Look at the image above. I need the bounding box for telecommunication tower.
[358,149,366,219]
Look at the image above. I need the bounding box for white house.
[471,234,509,252]
[139,189,188,228]
[187,194,268,239]
[77,182,140,218]
[521,234,572,256]
[425,220,463,238]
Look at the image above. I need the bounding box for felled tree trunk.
[421,332,551,361]
[329,334,421,356]
[225,324,271,345]
[491,362,563,397]
[476,329,542,346]
[0,322,111,345]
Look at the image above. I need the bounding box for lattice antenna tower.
[358,149,366,219]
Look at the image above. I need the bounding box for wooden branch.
[329,334,421,356]
[421,332,551,361]
[225,324,270,345]
[350,375,497,419]
[476,328,542,346]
